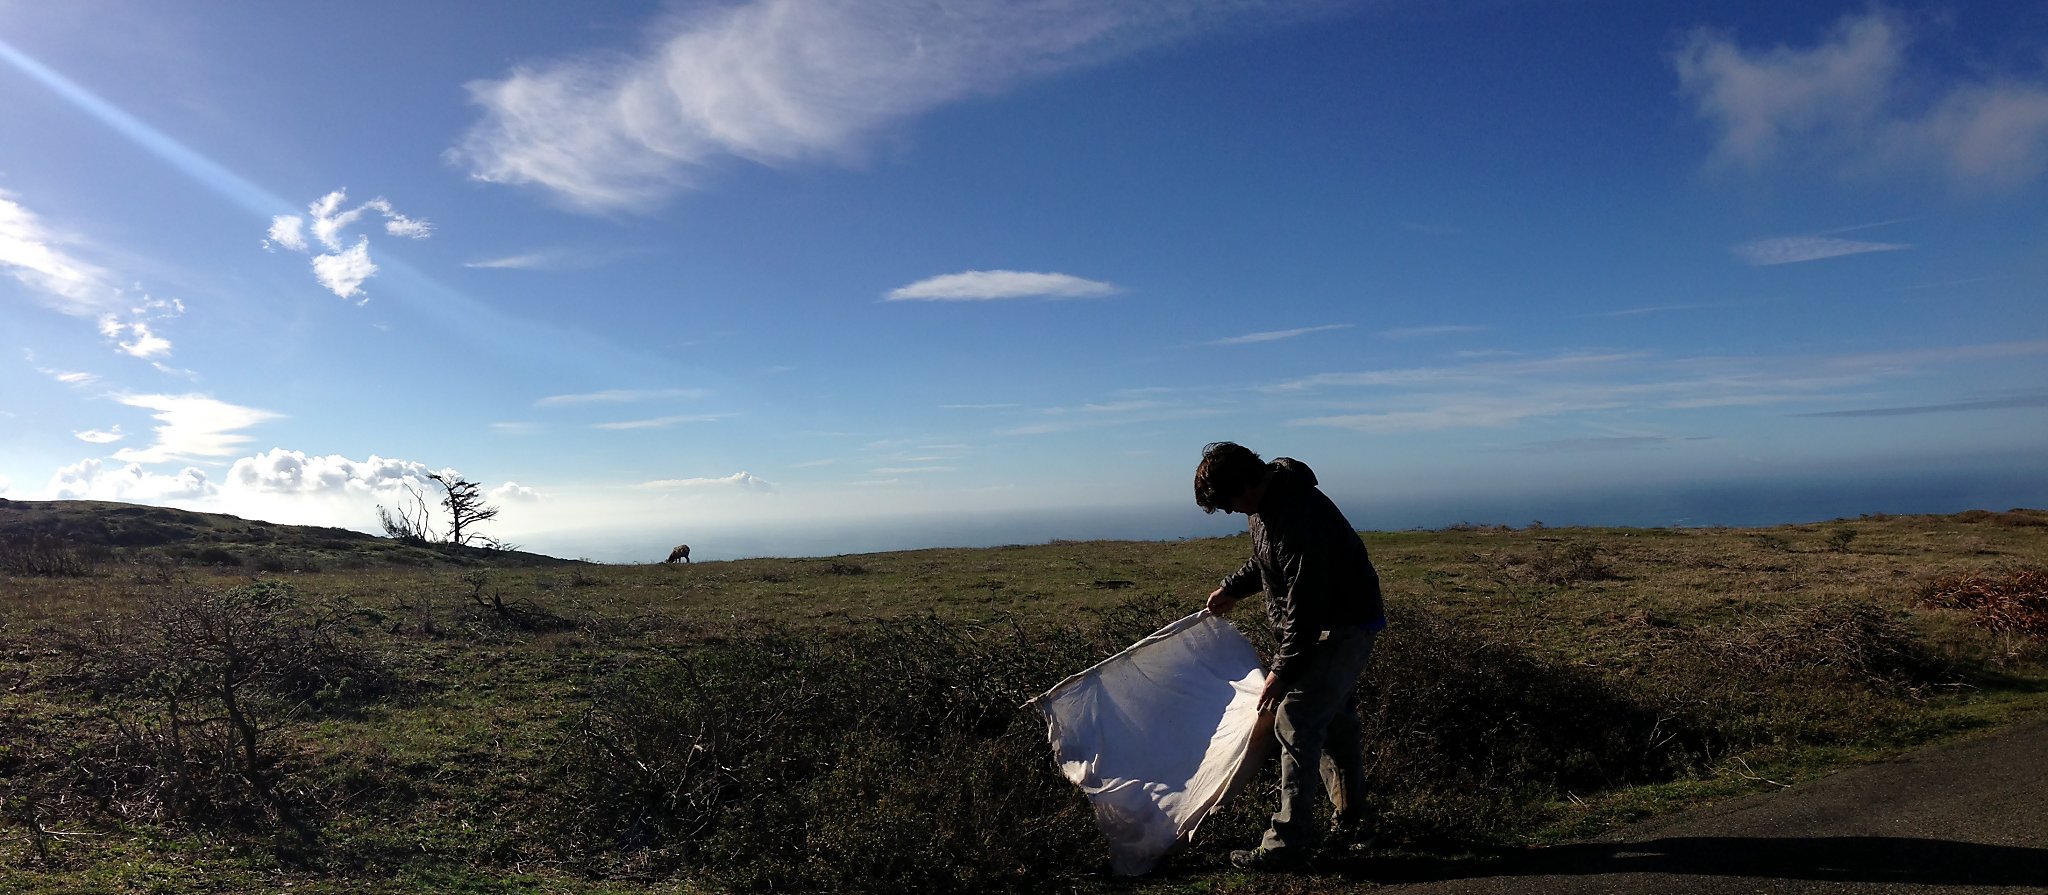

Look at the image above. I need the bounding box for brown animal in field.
[664,544,691,564]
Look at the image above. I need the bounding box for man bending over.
[1195,441,1387,870]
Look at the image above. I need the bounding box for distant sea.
[545,461,2048,564]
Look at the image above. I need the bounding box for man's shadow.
[1350,836,2048,887]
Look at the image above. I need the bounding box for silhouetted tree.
[429,473,501,548]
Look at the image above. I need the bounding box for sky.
[2,1,2045,563]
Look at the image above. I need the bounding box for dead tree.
[428,473,501,548]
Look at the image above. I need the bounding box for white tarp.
[1027,610,1272,876]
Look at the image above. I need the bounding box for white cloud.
[1207,324,1353,346]
[3,196,189,359]
[635,471,774,492]
[264,215,308,252]
[464,248,639,271]
[454,0,1317,211]
[93,295,184,359]
[75,425,124,444]
[1,192,120,316]
[226,449,439,496]
[99,317,168,358]
[491,481,543,503]
[381,212,433,239]
[1001,396,1220,435]
[1272,340,2048,434]
[594,414,730,430]
[38,366,100,386]
[266,190,430,301]
[885,270,1118,301]
[311,237,378,301]
[1734,235,1909,266]
[536,388,709,407]
[48,458,217,501]
[1380,325,1483,340]
[1675,10,2048,189]
[109,393,281,464]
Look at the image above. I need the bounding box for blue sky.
[3,1,2044,562]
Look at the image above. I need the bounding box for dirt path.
[1348,720,2048,893]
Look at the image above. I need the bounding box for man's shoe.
[1229,847,1307,870]
[1330,817,1380,852]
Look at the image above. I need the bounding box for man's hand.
[1257,671,1286,713]
[1206,587,1238,615]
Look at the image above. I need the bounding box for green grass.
[2,504,2046,893]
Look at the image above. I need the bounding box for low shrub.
[45,581,390,835]
[546,601,1174,891]
[1920,567,2048,639]
[0,530,102,577]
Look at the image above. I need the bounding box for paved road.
[1345,720,2048,893]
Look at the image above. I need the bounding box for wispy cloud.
[463,248,626,271]
[453,0,1332,211]
[1265,352,1650,392]
[108,393,281,464]
[871,465,956,475]
[264,189,431,302]
[1792,394,2048,418]
[885,270,1118,302]
[1,192,118,315]
[635,472,773,491]
[536,388,710,407]
[1001,396,1220,435]
[74,425,125,444]
[2,193,185,358]
[1734,235,1909,266]
[1512,435,1712,453]
[1273,340,2048,434]
[1579,302,1723,319]
[1400,221,1464,235]
[1206,324,1352,346]
[1294,398,1627,433]
[1380,324,1483,340]
[594,414,730,430]
[38,367,101,386]
[1676,9,2048,190]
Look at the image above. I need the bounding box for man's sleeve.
[1217,557,1262,599]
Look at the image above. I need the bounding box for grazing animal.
[665,544,691,564]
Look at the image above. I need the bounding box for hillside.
[1,505,2044,894]
[0,498,582,571]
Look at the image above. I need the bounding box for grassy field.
[2,502,2046,893]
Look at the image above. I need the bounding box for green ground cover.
[3,505,2045,893]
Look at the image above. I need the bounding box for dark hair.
[1194,441,1266,514]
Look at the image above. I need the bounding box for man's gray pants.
[1259,625,1378,854]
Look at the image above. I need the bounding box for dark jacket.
[1216,458,1385,685]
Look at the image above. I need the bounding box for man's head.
[1195,441,1267,515]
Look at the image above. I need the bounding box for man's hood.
[1270,457,1318,489]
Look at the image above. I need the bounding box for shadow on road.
[1352,837,2048,888]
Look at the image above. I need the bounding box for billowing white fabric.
[1027,610,1272,876]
